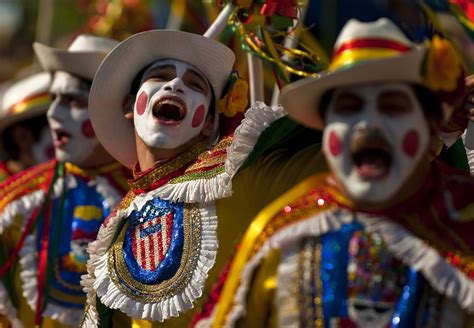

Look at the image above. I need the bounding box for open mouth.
[152,96,186,125]
[52,129,71,147]
[351,139,392,180]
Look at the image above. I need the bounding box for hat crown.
[334,18,413,50]
[330,18,415,71]
[68,34,118,53]
[2,72,51,116]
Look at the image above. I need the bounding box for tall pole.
[36,0,54,44]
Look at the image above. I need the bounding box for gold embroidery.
[107,204,202,302]
[129,143,208,192]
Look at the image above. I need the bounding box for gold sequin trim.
[65,162,124,178]
[129,143,208,192]
[107,203,202,302]
[297,238,324,327]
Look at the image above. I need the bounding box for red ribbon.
[0,207,42,278]
[35,201,52,326]
[333,38,412,58]
[260,0,298,19]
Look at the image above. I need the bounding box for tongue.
[356,156,388,179]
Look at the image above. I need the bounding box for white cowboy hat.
[0,72,51,132]
[33,34,118,81]
[89,29,235,168]
[279,18,427,130]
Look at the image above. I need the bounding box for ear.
[201,114,214,137]
[123,93,135,120]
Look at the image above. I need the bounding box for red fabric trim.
[333,38,412,58]
[35,201,52,325]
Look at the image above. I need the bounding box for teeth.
[158,99,184,111]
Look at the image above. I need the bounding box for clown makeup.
[32,125,54,163]
[322,83,430,204]
[132,59,212,149]
[48,71,98,165]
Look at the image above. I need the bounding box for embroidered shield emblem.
[122,198,185,284]
[131,209,174,271]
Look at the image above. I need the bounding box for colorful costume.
[194,18,474,328]
[0,160,129,327]
[206,163,474,327]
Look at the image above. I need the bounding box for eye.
[377,92,412,116]
[332,97,363,115]
[189,81,205,92]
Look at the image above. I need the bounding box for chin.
[345,175,399,205]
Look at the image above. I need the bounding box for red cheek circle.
[328,130,342,157]
[81,120,95,138]
[402,129,420,157]
[136,91,148,116]
[191,105,205,128]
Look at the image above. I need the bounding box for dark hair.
[2,115,48,160]
[318,84,443,124]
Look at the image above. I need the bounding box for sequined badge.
[122,198,184,284]
[109,198,203,303]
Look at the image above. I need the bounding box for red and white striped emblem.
[131,211,174,271]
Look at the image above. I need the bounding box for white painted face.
[133,59,212,149]
[48,71,98,165]
[322,83,430,203]
[32,125,54,163]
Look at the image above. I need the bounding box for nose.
[162,77,185,93]
[47,97,68,124]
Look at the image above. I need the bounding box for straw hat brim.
[279,48,426,130]
[89,30,235,168]
[33,43,106,81]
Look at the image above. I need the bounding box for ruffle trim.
[19,235,83,326]
[0,190,45,234]
[0,282,23,328]
[148,101,286,203]
[222,209,474,327]
[8,174,122,326]
[81,208,127,328]
[82,202,218,325]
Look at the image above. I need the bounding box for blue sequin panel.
[321,220,362,325]
[36,176,110,308]
[122,198,185,285]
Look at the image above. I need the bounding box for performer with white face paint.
[80,26,325,327]
[0,72,54,181]
[0,35,131,328]
[199,18,474,328]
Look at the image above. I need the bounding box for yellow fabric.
[2,214,74,328]
[213,171,330,327]
[123,143,327,327]
[330,48,401,71]
[235,249,280,328]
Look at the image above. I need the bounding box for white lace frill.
[222,209,474,327]
[81,203,218,326]
[151,101,286,204]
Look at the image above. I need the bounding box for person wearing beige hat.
[76,23,330,326]
[0,34,131,328]
[0,72,53,181]
[196,18,474,328]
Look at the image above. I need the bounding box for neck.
[135,131,207,171]
[78,144,116,169]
